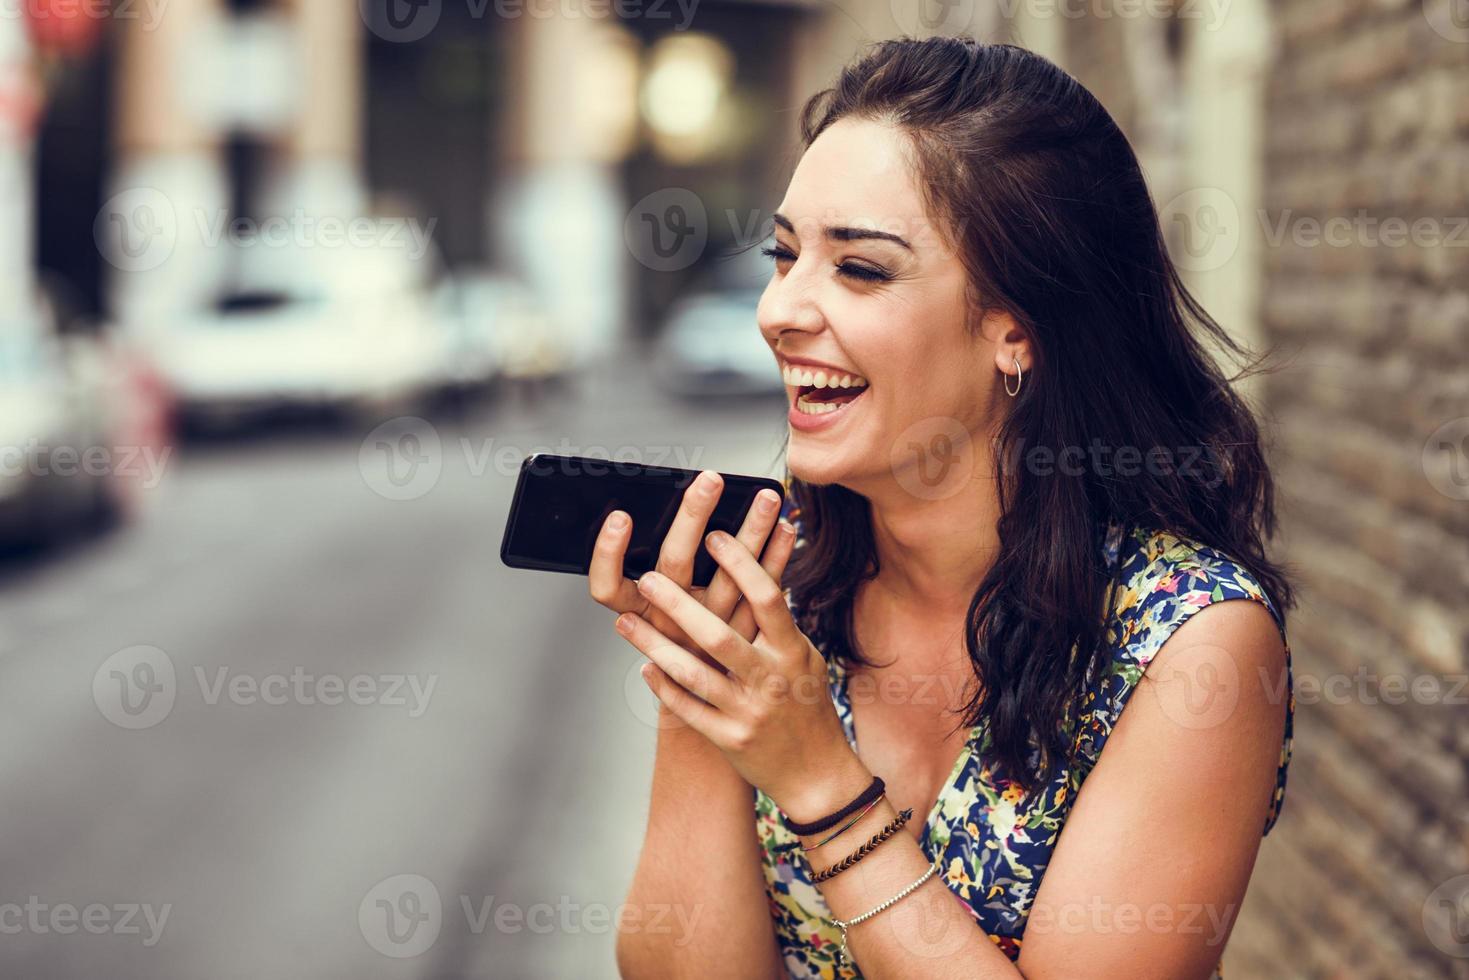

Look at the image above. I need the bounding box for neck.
[854,435,1003,620]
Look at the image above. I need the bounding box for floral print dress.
[755,489,1294,979]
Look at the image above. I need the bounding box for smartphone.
[499,453,786,588]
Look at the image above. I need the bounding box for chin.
[785,442,863,491]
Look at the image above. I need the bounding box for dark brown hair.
[779,37,1293,790]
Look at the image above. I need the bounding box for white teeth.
[781,362,869,389]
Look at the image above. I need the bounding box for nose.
[757,268,825,343]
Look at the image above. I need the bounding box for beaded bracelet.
[809,807,912,884]
[829,860,938,968]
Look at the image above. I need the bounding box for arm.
[588,471,790,978]
[617,704,785,979]
[789,597,1289,978]
[622,537,1288,979]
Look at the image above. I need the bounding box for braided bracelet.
[809,807,912,883]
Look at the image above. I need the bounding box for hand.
[611,527,867,813]
[588,470,796,666]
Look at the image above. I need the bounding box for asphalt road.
[0,362,790,979]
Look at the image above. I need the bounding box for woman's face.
[757,116,1019,494]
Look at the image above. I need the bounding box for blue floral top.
[755,488,1294,979]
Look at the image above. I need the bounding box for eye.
[760,245,892,284]
[836,262,891,283]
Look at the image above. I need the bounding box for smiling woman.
[595,36,1295,980]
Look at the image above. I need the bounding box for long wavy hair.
[779,37,1294,791]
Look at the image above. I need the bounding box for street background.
[0,0,1465,978]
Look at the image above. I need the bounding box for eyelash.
[759,245,891,283]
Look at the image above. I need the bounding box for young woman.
[590,37,1294,979]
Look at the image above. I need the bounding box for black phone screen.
[499,453,786,587]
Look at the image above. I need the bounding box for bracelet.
[781,775,885,836]
[800,794,884,852]
[829,860,938,968]
[809,808,912,883]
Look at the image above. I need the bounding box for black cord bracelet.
[782,776,886,836]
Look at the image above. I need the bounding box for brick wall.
[1062,1,1469,976]
[1243,1,1468,976]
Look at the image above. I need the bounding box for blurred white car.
[651,287,782,397]
[429,270,564,391]
[137,240,446,429]
[0,302,130,550]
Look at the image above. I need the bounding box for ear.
[980,308,1033,383]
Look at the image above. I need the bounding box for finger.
[730,520,797,641]
[702,487,783,622]
[616,610,738,708]
[704,528,802,651]
[655,470,723,589]
[635,571,758,678]
[589,510,640,610]
[638,662,738,745]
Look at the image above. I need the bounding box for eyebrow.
[772,212,913,251]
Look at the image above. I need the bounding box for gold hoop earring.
[1005,356,1023,398]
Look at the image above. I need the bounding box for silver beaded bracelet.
[828,861,938,967]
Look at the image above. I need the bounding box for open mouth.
[781,362,869,416]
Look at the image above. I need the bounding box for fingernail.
[758,490,779,513]
[609,511,629,531]
[615,612,634,634]
[699,471,722,495]
[706,530,728,550]
[637,574,658,595]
